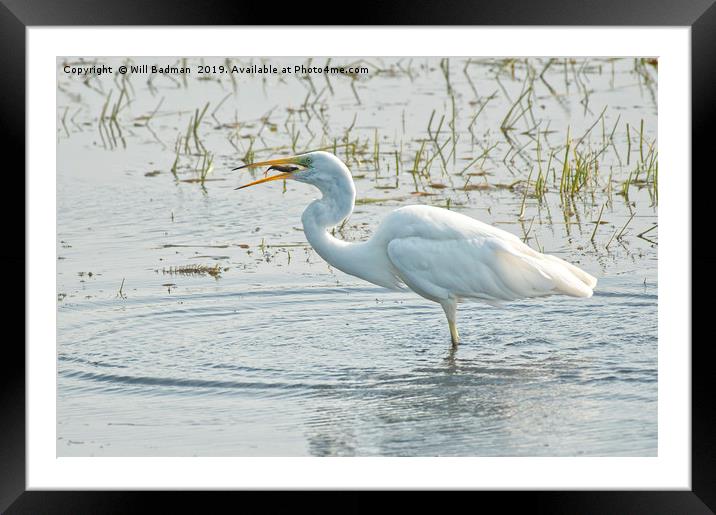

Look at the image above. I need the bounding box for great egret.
[235,151,597,345]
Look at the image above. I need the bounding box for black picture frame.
[3,1,712,512]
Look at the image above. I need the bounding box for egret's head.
[234,151,353,192]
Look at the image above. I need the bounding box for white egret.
[235,151,597,345]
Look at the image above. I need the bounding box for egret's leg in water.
[448,320,460,346]
[441,299,460,346]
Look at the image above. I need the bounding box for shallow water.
[57,57,657,456]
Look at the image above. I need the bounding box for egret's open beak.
[233,156,302,190]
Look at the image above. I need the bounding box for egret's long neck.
[300,171,400,290]
[301,180,356,271]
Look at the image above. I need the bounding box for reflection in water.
[443,345,459,370]
[301,305,654,457]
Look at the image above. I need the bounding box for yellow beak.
[233,156,302,190]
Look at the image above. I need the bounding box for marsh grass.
[60,56,657,260]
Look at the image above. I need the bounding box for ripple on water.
[57,277,656,456]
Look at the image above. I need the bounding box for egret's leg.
[448,320,460,345]
[441,300,460,346]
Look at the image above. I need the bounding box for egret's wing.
[387,235,594,304]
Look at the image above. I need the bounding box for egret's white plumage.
[236,151,597,345]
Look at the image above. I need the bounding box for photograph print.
[57,56,658,457]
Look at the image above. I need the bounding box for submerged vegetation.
[161,264,225,278]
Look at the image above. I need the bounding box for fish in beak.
[233,156,304,190]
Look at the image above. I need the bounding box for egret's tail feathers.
[493,241,597,299]
[539,254,597,298]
